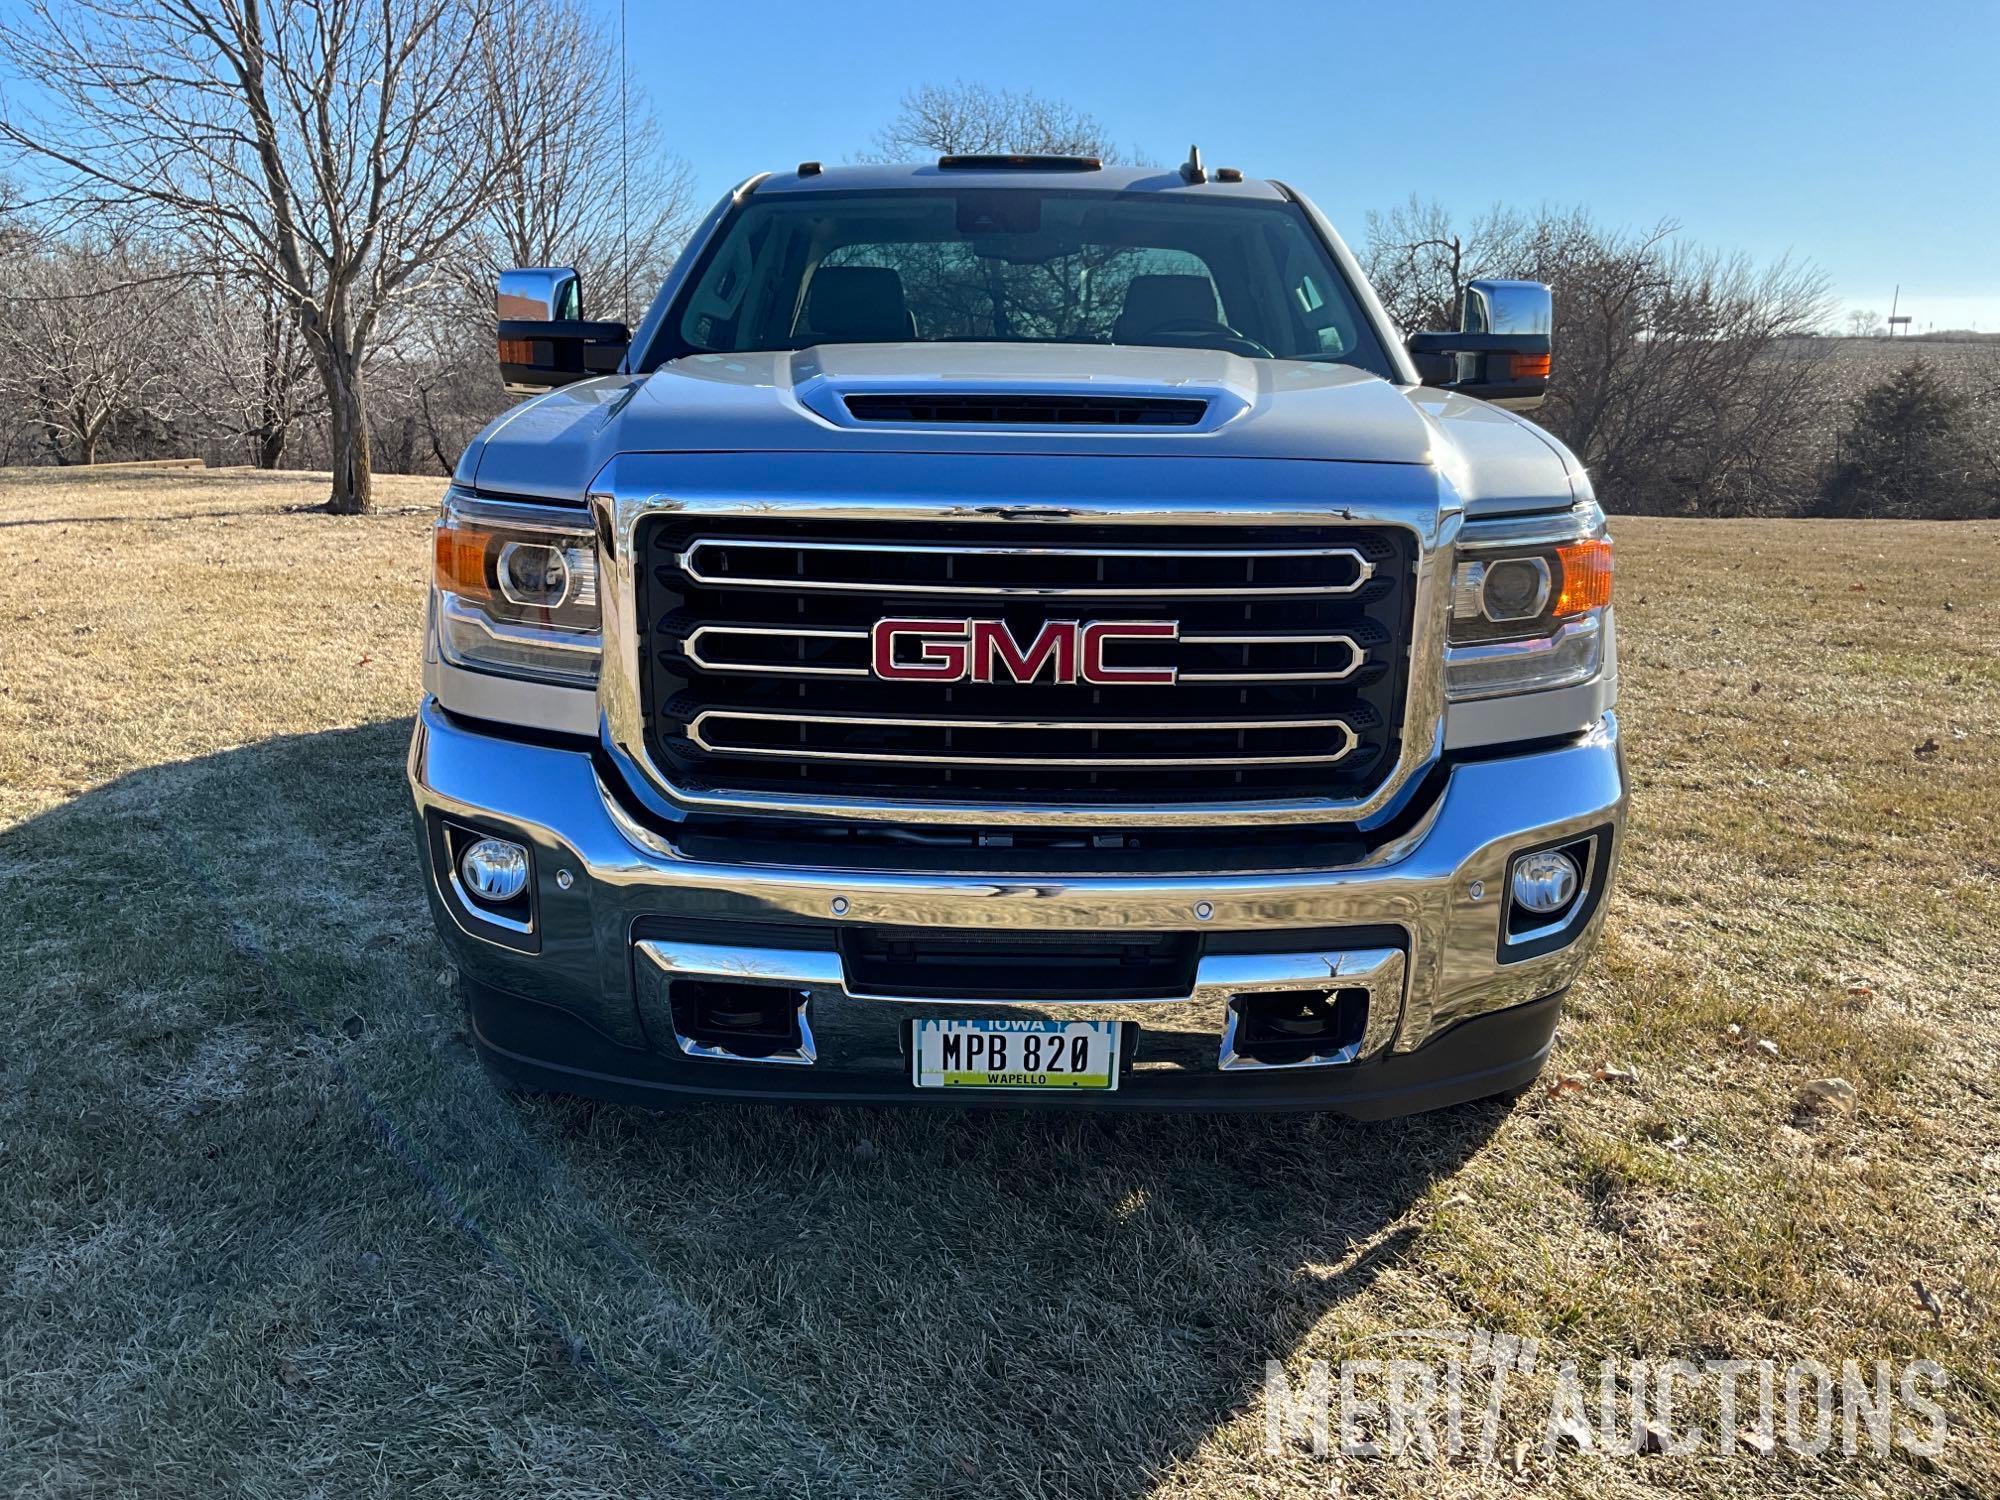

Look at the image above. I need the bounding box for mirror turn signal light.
[1506,351,1552,380]
[1553,537,1613,616]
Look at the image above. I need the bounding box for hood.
[462,342,1582,514]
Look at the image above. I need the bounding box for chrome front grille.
[635,517,1415,809]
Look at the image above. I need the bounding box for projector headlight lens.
[1479,556,1551,620]
[459,837,530,903]
[497,540,574,608]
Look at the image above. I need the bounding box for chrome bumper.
[408,699,1626,1109]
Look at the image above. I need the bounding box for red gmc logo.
[870,618,1178,685]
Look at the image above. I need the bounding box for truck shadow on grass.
[1,718,1509,1498]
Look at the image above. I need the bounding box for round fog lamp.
[1511,849,1580,915]
[459,837,529,903]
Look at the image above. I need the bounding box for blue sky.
[611,0,1999,331]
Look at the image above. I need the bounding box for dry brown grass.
[1,465,1996,1497]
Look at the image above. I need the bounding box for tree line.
[0,29,1992,521]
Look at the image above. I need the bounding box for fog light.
[459,837,529,903]
[1511,848,1580,915]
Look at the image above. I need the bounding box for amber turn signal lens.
[1553,537,1613,616]
[1508,351,1552,380]
[497,337,533,364]
[434,522,494,599]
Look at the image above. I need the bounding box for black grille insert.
[841,928,1199,1001]
[636,516,1416,808]
[844,393,1207,426]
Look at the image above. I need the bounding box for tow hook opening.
[670,979,808,1060]
[1227,987,1369,1066]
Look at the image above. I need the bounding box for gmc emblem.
[871,618,1178,685]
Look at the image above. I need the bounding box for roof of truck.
[752,161,1288,200]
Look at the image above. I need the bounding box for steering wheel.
[1137,318,1274,359]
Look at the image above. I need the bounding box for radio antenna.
[619,0,630,324]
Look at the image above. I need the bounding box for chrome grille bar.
[678,537,1375,597]
[682,624,871,676]
[685,710,1361,767]
[1177,632,1364,683]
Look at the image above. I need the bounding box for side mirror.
[495,267,630,394]
[1406,279,1552,411]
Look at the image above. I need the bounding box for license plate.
[911,1018,1121,1091]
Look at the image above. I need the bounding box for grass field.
[2,465,1996,1498]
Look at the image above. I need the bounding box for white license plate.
[911,1018,1121,1091]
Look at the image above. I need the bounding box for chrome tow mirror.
[1407,279,1552,411]
[497,267,583,322]
[495,267,629,395]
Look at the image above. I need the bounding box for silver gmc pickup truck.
[410,153,1626,1116]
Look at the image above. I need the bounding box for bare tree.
[357,0,703,481]
[1365,199,1832,515]
[1362,195,1533,337]
[1845,308,1886,338]
[0,238,187,465]
[0,0,518,513]
[468,0,697,327]
[866,82,1122,162]
[184,267,322,468]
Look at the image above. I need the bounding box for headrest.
[1113,274,1221,343]
[801,266,915,341]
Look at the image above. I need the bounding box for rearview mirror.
[1406,279,1552,411]
[495,267,630,394]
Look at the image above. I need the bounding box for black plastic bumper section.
[463,975,1563,1119]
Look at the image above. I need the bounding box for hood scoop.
[843,392,1208,427]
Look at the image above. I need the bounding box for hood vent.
[843,392,1208,427]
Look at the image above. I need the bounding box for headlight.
[432,490,600,685]
[1445,516,1612,700]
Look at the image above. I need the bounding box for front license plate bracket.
[910,1017,1123,1091]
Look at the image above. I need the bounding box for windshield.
[653,188,1393,375]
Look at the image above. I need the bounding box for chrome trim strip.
[1455,500,1605,551]
[685,710,1361,767]
[445,867,535,935]
[426,651,601,739]
[677,537,1375,597]
[1443,615,1602,702]
[444,486,596,531]
[592,474,1456,826]
[438,595,603,659]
